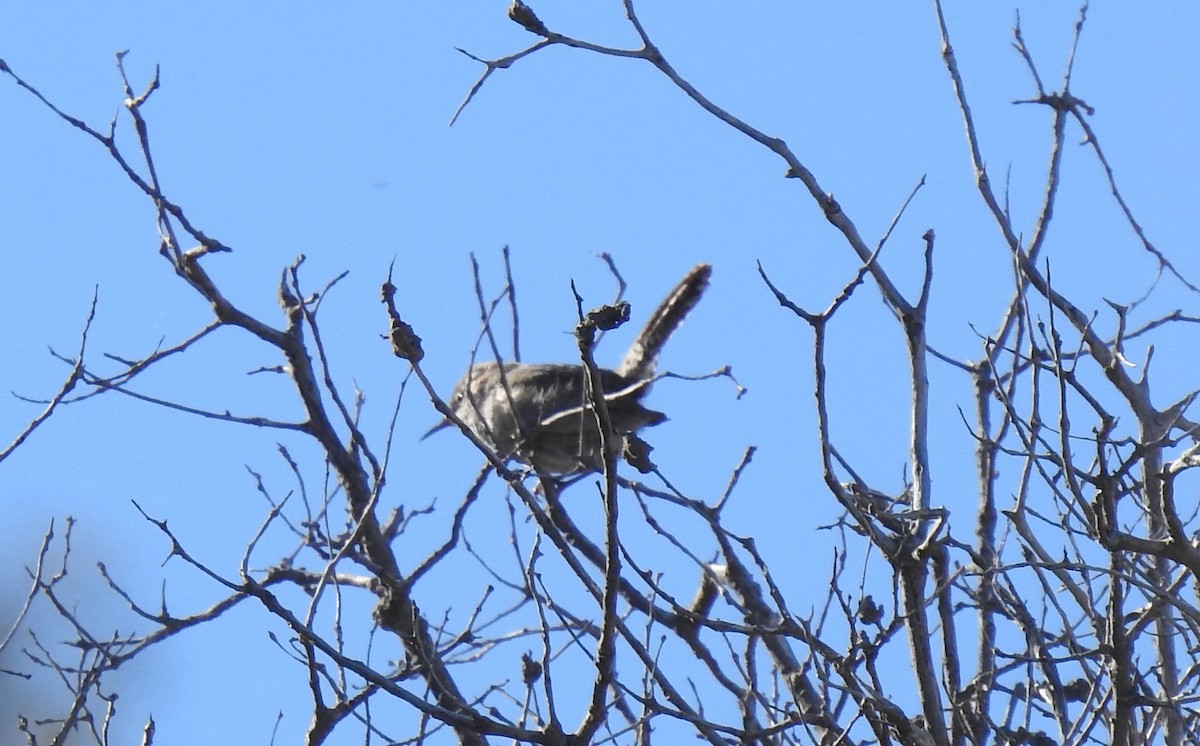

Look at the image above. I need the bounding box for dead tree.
[2,4,1198,745]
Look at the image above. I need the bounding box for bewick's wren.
[429,264,711,475]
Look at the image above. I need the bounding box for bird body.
[447,362,664,474]
[435,264,711,475]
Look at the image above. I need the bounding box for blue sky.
[1,3,1198,743]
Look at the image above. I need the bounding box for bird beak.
[421,418,455,441]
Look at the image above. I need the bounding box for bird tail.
[617,263,711,380]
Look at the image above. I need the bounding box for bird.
[428,264,711,475]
